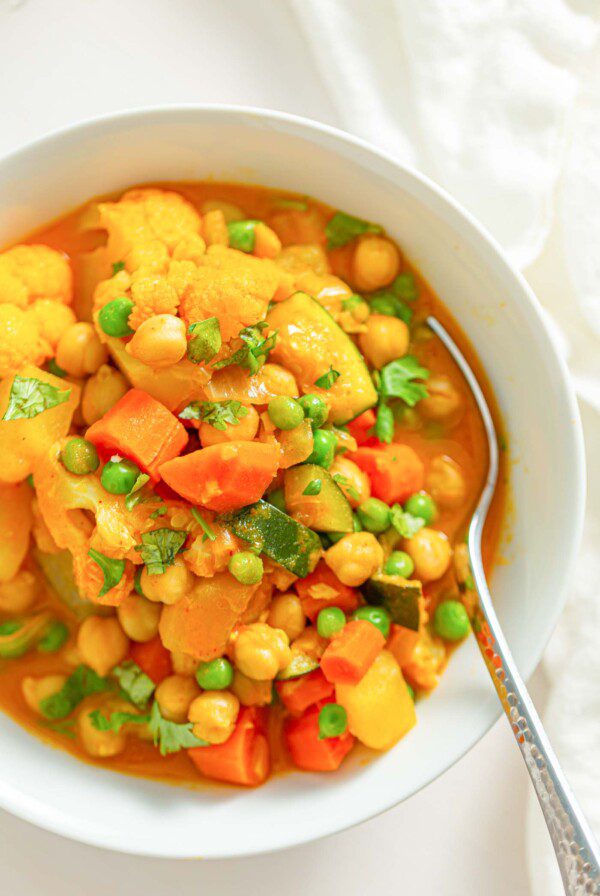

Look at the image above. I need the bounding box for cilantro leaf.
[148,700,208,755]
[187,317,221,364]
[39,665,113,720]
[112,260,126,275]
[89,709,149,734]
[179,400,249,431]
[314,366,340,390]
[391,272,418,301]
[41,718,76,739]
[135,528,187,575]
[332,473,359,501]
[190,507,216,542]
[369,292,412,324]
[325,211,383,249]
[375,402,394,444]
[3,375,71,421]
[113,660,155,709]
[341,294,363,311]
[303,479,322,496]
[379,356,429,407]
[87,549,126,597]
[124,473,151,511]
[213,322,277,375]
[150,507,167,519]
[390,504,425,539]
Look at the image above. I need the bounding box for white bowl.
[0,106,585,858]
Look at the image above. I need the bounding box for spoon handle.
[468,544,600,895]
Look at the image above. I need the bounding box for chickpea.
[55,322,108,378]
[117,591,161,642]
[233,622,291,681]
[258,363,298,398]
[199,405,259,448]
[324,532,384,587]
[201,199,245,223]
[290,627,328,661]
[0,570,37,614]
[77,616,129,677]
[419,375,463,424]
[267,592,305,642]
[231,669,273,707]
[277,245,330,277]
[78,704,126,758]
[352,235,401,292]
[140,556,193,605]
[126,314,187,369]
[426,455,467,509]
[253,223,282,259]
[155,674,200,723]
[358,314,410,369]
[81,364,129,425]
[188,690,239,744]
[329,456,370,508]
[171,650,199,676]
[22,674,67,715]
[453,543,471,586]
[405,527,452,582]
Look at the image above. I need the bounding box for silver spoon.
[427,315,599,895]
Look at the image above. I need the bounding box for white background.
[0,1,560,893]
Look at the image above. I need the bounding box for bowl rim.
[0,103,586,858]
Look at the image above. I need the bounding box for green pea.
[317,607,346,639]
[318,703,348,739]
[404,491,437,525]
[268,395,304,430]
[98,297,135,337]
[356,497,391,533]
[228,551,263,585]
[100,458,140,495]
[60,438,99,475]
[384,550,415,578]
[227,220,259,253]
[38,620,69,653]
[298,394,328,429]
[353,605,391,638]
[307,429,337,469]
[196,657,234,690]
[267,488,286,514]
[433,600,470,641]
[369,294,397,316]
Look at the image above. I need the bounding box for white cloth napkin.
[288,2,600,892]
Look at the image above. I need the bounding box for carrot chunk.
[284,701,354,772]
[129,635,173,684]
[347,408,376,445]
[320,620,385,685]
[275,668,334,715]
[86,388,188,481]
[294,561,359,622]
[387,623,420,667]
[158,441,279,512]
[350,443,424,504]
[189,707,270,786]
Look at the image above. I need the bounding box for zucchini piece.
[227,500,321,578]
[267,292,377,424]
[34,549,111,619]
[362,574,422,631]
[276,654,319,681]
[284,464,353,533]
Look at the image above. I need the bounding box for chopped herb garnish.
[369,292,412,324]
[89,709,149,734]
[325,211,382,249]
[213,322,277,375]
[341,294,363,311]
[464,575,475,592]
[3,375,71,421]
[39,665,113,720]
[379,356,429,407]
[112,260,126,275]
[190,507,217,542]
[187,317,221,364]
[113,660,155,709]
[47,358,67,378]
[135,528,188,575]
[87,549,126,597]
[150,507,167,519]
[148,700,208,755]
[391,272,418,301]
[390,504,425,539]
[303,479,322,496]
[124,473,151,511]
[314,366,341,390]
[41,718,76,739]
[375,402,394,444]
[179,400,248,431]
[498,434,507,452]
[332,473,360,501]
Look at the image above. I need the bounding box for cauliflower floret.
[172,233,207,265]
[98,188,201,261]
[127,272,180,331]
[0,245,72,307]
[124,239,169,274]
[0,481,33,582]
[25,299,77,350]
[0,305,52,378]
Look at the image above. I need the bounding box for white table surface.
[0,2,553,892]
